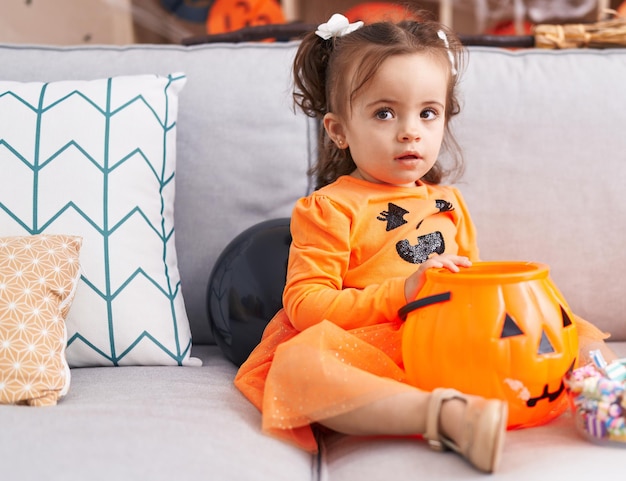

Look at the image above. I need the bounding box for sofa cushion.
[455,47,626,341]
[320,343,626,479]
[0,73,197,367]
[0,43,316,346]
[0,234,81,405]
[319,409,626,479]
[0,345,315,481]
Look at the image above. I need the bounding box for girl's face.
[324,52,449,188]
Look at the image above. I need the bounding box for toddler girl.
[235,12,612,473]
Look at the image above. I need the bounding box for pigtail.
[293,32,331,120]
[293,32,356,190]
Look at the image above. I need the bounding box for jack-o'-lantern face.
[401,261,579,428]
[206,0,285,34]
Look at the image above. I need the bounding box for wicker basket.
[535,16,626,49]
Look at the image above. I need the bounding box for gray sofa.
[1,40,625,480]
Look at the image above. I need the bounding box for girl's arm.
[283,186,479,332]
[283,194,409,332]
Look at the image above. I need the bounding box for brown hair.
[293,15,466,190]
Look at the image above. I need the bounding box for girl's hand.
[404,254,471,302]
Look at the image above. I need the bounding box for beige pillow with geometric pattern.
[0,234,82,406]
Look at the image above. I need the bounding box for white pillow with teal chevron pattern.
[0,73,200,367]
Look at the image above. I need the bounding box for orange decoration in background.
[401,261,579,429]
[486,19,533,35]
[618,1,626,17]
[344,2,420,24]
[206,0,285,34]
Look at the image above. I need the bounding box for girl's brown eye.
[375,109,393,120]
[420,108,438,120]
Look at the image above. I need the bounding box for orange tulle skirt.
[234,310,611,453]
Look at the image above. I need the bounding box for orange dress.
[235,177,477,450]
[234,176,608,452]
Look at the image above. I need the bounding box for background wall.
[0,0,135,44]
[0,0,206,45]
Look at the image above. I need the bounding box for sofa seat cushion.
[0,345,314,480]
[319,341,626,479]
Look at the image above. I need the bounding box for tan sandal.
[424,388,508,473]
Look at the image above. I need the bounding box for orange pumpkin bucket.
[400,261,579,429]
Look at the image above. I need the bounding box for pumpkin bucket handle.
[398,292,451,321]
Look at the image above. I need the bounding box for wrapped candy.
[605,361,626,383]
[565,354,626,445]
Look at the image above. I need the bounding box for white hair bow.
[315,13,364,40]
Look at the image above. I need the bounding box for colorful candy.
[565,353,626,443]
[605,361,626,383]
